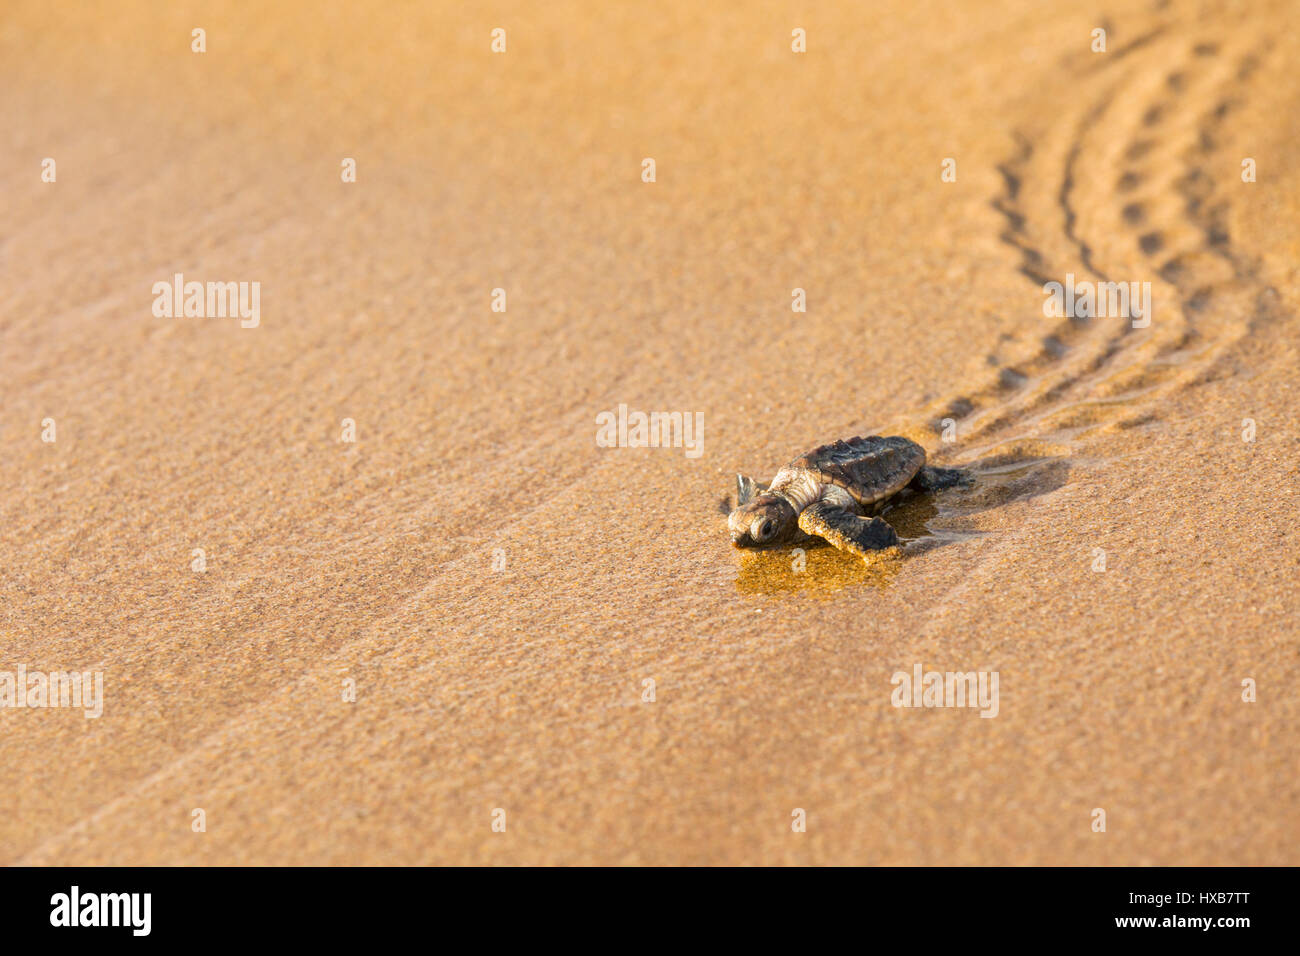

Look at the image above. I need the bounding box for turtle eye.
[754,518,775,541]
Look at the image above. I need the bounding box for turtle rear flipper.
[797,501,899,559]
[909,465,973,492]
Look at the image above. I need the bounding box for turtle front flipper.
[797,500,899,559]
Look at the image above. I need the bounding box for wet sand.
[2,0,1298,864]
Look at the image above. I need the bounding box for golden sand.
[2,0,1297,864]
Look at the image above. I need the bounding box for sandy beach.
[2,0,1298,864]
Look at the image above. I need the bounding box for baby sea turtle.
[728,435,969,560]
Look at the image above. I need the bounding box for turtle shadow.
[892,452,1072,556]
[726,453,1071,594]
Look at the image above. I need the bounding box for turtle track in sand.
[914,8,1287,467]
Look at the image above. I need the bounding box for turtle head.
[729,492,797,548]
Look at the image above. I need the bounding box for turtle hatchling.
[728,435,970,561]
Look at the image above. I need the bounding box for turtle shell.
[786,435,926,506]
